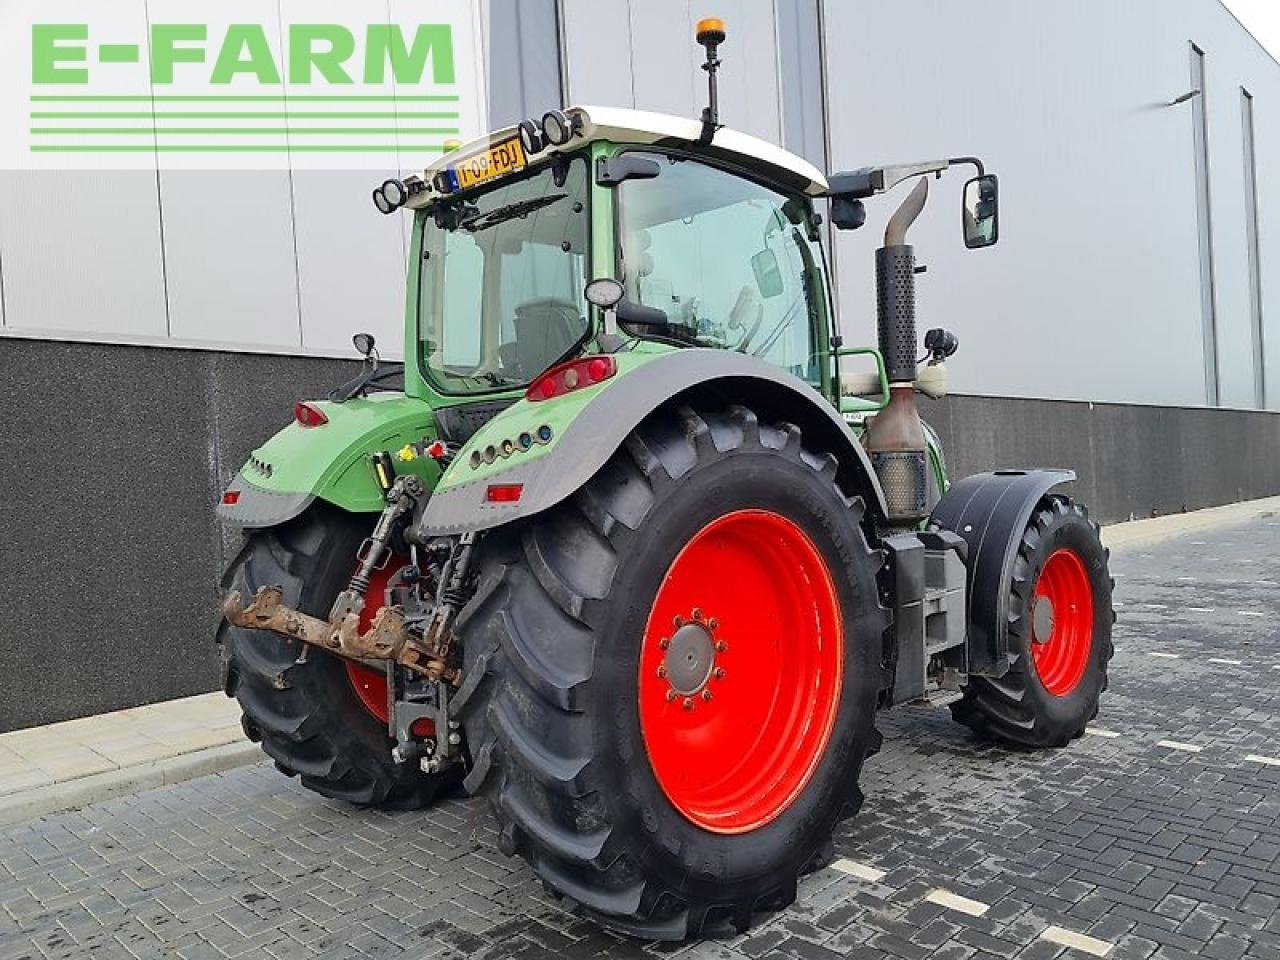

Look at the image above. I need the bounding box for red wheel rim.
[1030,548,1094,696]
[344,560,404,724]
[638,510,843,834]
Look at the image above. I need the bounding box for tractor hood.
[218,393,438,527]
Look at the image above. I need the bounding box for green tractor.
[218,20,1113,939]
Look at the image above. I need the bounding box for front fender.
[415,348,888,537]
[930,469,1076,676]
[218,393,439,528]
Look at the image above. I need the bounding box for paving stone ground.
[1,516,1278,960]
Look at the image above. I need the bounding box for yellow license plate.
[455,137,527,190]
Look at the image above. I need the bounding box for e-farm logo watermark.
[0,2,487,170]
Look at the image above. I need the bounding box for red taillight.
[425,439,448,460]
[526,355,617,401]
[485,483,524,503]
[294,401,328,428]
[221,490,241,505]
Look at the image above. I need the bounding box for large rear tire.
[950,496,1114,747]
[453,405,888,939]
[217,505,460,807]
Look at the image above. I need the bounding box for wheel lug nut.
[701,689,713,702]
[657,665,667,678]
[673,615,684,628]
[692,608,703,621]
[715,640,728,653]
[659,637,670,650]
[714,667,726,680]
[666,690,677,702]
[682,697,695,711]
[708,618,719,630]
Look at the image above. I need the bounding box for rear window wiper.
[460,194,566,232]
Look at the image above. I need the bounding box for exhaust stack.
[867,177,931,525]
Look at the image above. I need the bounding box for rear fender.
[415,348,888,537]
[930,469,1076,676]
[218,393,439,529]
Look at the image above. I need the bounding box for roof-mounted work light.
[372,175,426,215]
[518,118,545,155]
[540,109,579,147]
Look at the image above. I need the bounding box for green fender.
[217,393,440,528]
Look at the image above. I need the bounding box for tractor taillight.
[485,483,524,503]
[526,356,617,402]
[294,401,328,428]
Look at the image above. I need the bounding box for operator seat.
[511,298,583,377]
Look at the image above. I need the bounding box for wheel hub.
[1031,595,1055,644]
[663,621,716,695]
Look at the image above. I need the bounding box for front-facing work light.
[541,109,573,147]
[518,118,544,155]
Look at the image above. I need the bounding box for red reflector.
[294,401,328,428]
[221,490,241,505]
[425,439,447,459]
[526,355,617,401]
[485,483,524,503]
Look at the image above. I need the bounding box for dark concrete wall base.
[3,339,1279,731]
[0,338,357,733]
[920,394,1280,523]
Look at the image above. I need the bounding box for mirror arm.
[826,160,950,199]
[948,156,986,177]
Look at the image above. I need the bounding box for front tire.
[951,496,1114,747]
[454,405,889,939]
[217,506,459,807]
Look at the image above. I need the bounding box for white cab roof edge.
[421,105,830,198]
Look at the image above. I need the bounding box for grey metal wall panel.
[1190,45,1220,405]
[160,171,302,347]
[627,0,698,120]
[291,172,408,358]
[1256,87,1280,411]
[561,0,635,106]
[821,0,1280,408]
[0,172,168,337]
[488,0,563,126]
[776,0,826,167]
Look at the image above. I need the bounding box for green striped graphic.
[32,128,459,136]
[31,144,451,153]
[31,112,459,119]
[30,95,460,103]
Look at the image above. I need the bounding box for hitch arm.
[222,586,460,684]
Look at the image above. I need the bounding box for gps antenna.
[696,18,726,144]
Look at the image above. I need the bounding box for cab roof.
[422,105,830,198]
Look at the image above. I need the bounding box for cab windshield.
[418,156,590,395]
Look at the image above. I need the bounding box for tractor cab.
[381,102,840,407]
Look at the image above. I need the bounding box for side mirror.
[352,332,376,357]
[750,249,785,298]
[963,174,999,249]
[830,195,867,231]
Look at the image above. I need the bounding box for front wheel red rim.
[1030,548,1095,696]
[638,509,844,835]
